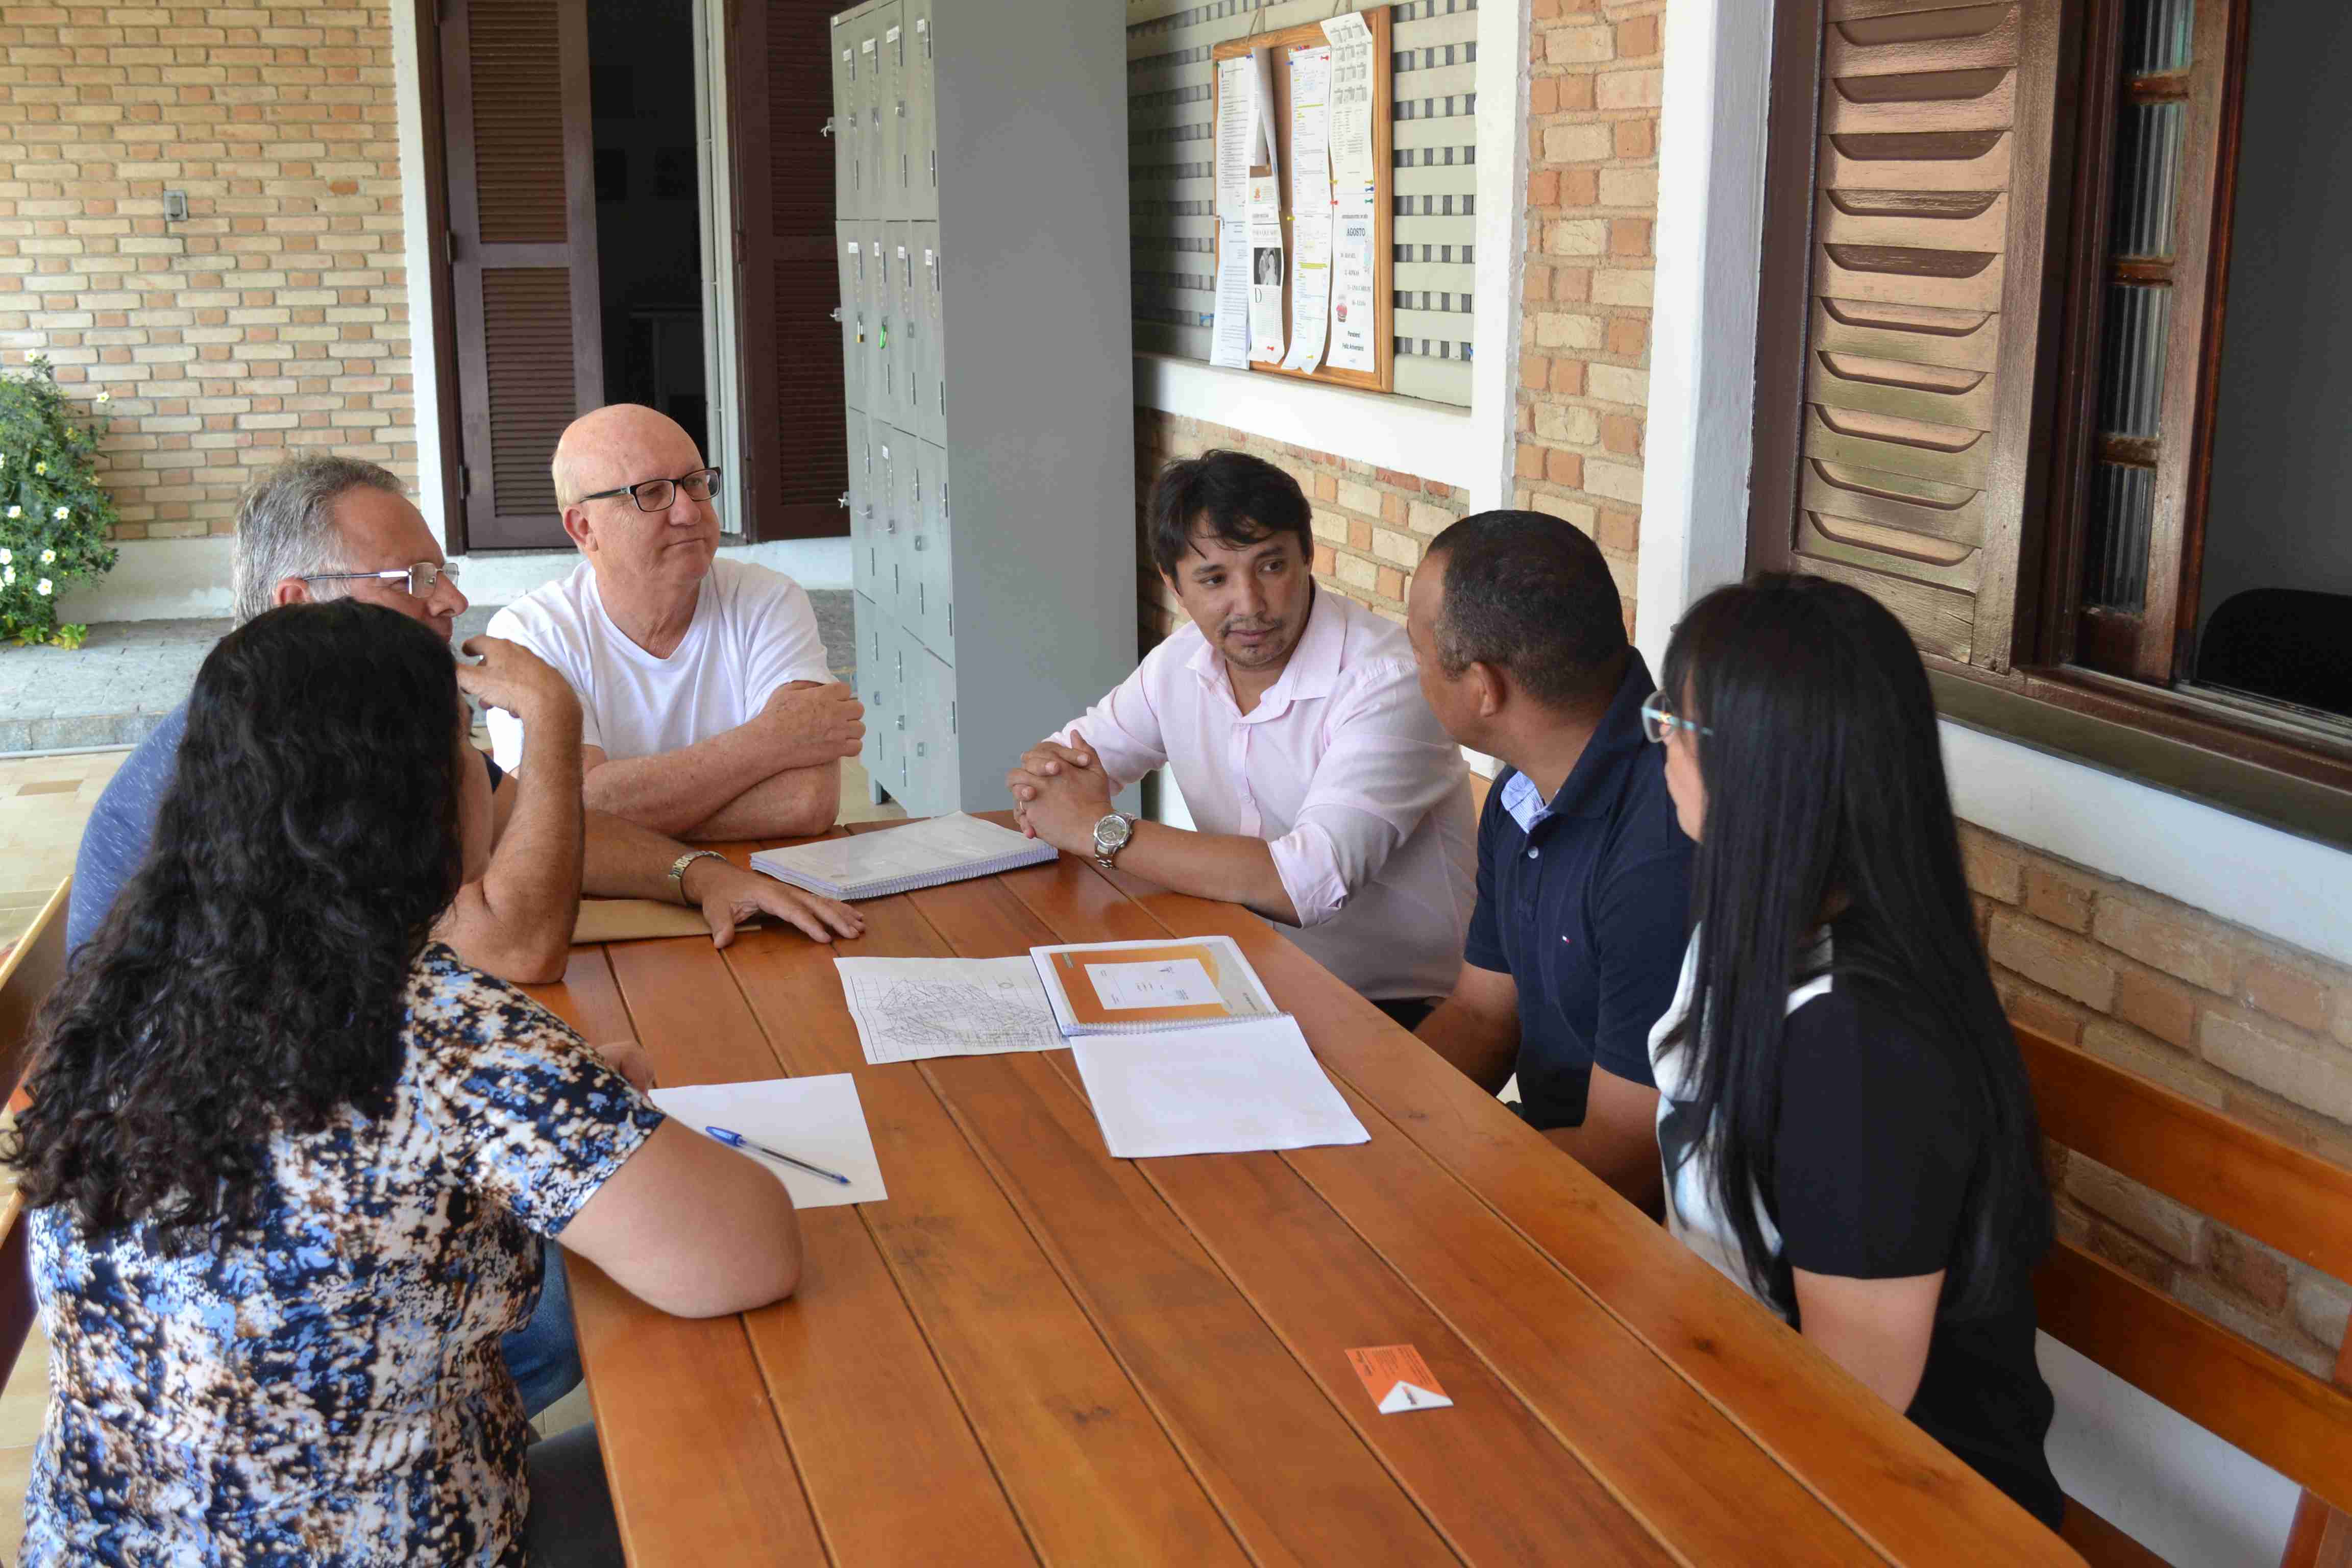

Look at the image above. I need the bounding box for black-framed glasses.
[578,467,723,513]
[301,560,459,598]
[1639,690,1711,743]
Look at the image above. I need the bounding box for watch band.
[669,848,727,898]
[1092,812,1137,871]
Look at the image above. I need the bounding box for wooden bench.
[0,879,71,1394]
[2017,1022,2352,1567]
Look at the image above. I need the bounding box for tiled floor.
[0,751,899,1542]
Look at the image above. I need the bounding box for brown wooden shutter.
[1751,0,2072,672]
[440,0,603,552]
[730,0,849,543]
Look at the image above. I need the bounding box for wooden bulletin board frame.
[1211,8,1395,394]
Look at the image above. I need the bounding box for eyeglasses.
[1639,690,1710,743]
[577,467,723,513]
[301,560,460,599]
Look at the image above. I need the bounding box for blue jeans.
[505,1240,583,1418]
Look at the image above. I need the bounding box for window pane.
[2110,101,2187,257]
[2097,283,2172,438]
[2121,0,2194,74]
[2085,463,2155,613]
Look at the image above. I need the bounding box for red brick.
[1544,447,1583,487]
[1348,519,1372,551]
[1549,358,1586,396]
[1560,168,1599,207]
[1529,76,1560,115]
[1557,73,1596,112]
[1615,15,1660,57]
[1381,492,1408,525]
[1375,566,1405,601]
[1524,264,1553,303]
[1520,356,1550,393]
[2115,969,2199,1049]
[1989,911,2119,1011]
[1552,266,1592,303]
[1312,543,1337,575]
[1614,117,1657,159]
[1599,412,1641,455]
[2243,958,2332,1036]
[1597,506,1638,554]
[1514,442,1545,479]
[1609,218,1650,256]
[1311,472,1339,502]
[2024,865,2098,934]
[1528,168,1560,207]
[1374,468,1424,494]
[1424,482,1452,501]
[2208,1228,2293,1313]
[1606,315,1648,356]
[1999,979,2089,1047]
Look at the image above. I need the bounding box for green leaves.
[0,355,119,648]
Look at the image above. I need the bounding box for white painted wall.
[1642,1,2342,1559]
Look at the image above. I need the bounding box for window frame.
[1747,0,2352,839]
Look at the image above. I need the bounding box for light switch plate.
[161,190,188,222]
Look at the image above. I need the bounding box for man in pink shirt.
[1007,450,1477,1022]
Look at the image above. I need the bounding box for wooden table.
[525,819,2083,1567]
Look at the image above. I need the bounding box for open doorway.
[589,0,708,459]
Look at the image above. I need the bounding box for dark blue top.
[68,702,504,954]
[1462,652,1694,1130]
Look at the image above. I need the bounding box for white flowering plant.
[0,355,118,647]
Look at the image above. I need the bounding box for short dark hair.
[1424,509,1628,708]
[1146,449,1312,579]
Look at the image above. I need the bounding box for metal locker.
[878,1,911,218]
[859,596,897,797]
[866,222,897,432]
[915,440,950,654]
[872,433,904,616]
[904,0,936,219]
[835,228,865,413]
[829,16,861,219]
[887,424,922,627]
[859,3,900,220]
[887,223,922,434]
[846,409,879,603]
[916,223,943,444]
[904,639,958,814]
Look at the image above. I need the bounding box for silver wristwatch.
[1090,812,1137,870]
[668,848,726,898]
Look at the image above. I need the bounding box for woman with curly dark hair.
[10,601,803,1567]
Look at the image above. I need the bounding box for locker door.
[872,432,905,614]
[916,440,950,653]
[888,224,923,439]
[835,228,865,412]
[904,0,936,219]
[857,597,897,794]
[888,423,922,627]
[859,3,900,220]
[865,0,898,219]
[916,223,943,443]
[915,644,959,813]
[867,222,898,431]
[829,19,860,219]
[846,409,878,602]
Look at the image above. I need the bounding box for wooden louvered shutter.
[1751,0,2070,671]
[441,0,602,552]
[730,0,848,542]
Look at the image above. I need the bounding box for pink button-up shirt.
[1051,589,1476,1001]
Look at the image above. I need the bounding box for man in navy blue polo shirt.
[1406,511,1692,1213]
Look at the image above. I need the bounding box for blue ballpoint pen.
[704,1125,853,1186]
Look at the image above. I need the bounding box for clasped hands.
[1006,730,1115,853]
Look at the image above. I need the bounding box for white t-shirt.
[484,558,833,770]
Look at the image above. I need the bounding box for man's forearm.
[687,763,839,842]
[1542,1069,1664,1216]
[581,723,783,836]
[1111,820,1301,925]
[1415,998,1518,1094]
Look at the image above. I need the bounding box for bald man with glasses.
[484,403,863,840]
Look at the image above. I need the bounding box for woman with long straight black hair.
[1643,572,2063,1529]
[10,601,804,1567]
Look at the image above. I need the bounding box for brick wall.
[0,1,412,541]
[1515,0,1661,636]
[1965,822,2352,1377]
[1132,409,1468,645]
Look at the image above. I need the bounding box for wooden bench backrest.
[2017,1023,2352,1567]
[0,877,70,1393]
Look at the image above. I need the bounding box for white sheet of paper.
[1072,1015,1371,1159]
[837,956,1065,1064]
[1212,218,1252,368]
[1282,211,1333,373]
[1214,56,1254,222]
[1288,44,1333,212]
[1085,957,1220,1011]
[650,1075,887,1208]
[1328,214,1377,372]
[1321,13,1377,215]
[1250,49,1280,191]
[1247,174,1286,363]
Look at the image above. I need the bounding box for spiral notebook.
[750,813,1056,901]
[1030,935,1286,1036]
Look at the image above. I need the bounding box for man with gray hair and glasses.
[68,452,868,1421]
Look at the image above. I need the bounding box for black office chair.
[2196,589,2352,717]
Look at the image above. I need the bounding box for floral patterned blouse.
[21,944,666,1566]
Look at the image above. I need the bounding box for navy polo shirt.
[1462,652,1693,1131]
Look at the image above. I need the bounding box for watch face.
[1095,813,1133,851]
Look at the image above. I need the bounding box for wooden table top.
[524,818,2082,1568]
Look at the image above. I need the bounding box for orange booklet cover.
[1030,935,1283,1036]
